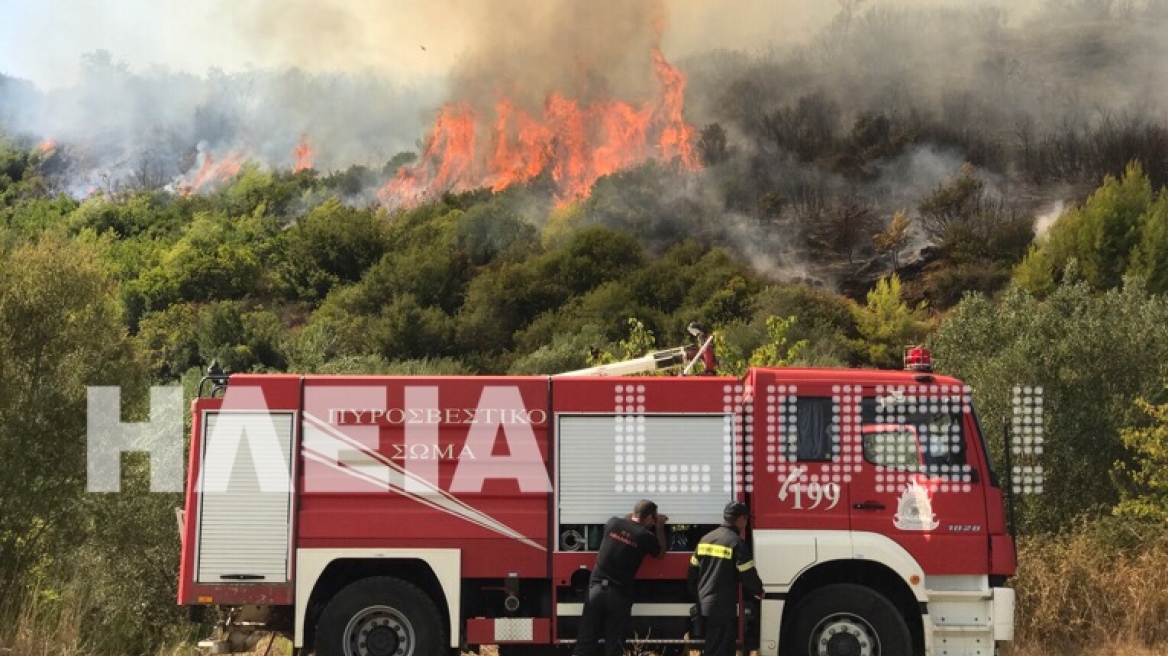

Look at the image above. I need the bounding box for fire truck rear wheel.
[315,576,446,656]
[784,583,911,656]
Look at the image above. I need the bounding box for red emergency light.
[904,345,933,372]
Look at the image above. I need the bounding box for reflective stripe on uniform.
[736,559,755,572]
[690,555,700,566]
[697,543,734,559]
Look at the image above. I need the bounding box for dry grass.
[0,584,91,656]
[5,522,1168,656]
[1012,521,1168,652]
[1006,642,1168,656]
[0,581,202,656]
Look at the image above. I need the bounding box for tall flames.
[381,46,699,207]
[293,133,314,172]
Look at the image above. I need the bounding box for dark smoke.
[530,0,1168,288]
[667,0,1168,264]
[446,0,666,112]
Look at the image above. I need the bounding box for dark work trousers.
[701,615,738,656]
[574,580,634,656]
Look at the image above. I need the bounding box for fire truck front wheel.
[315,576,446,656]
[783,583,912,656]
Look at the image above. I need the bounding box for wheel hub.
[365,625,400,656]
[344,605,415,656]
[813,615,876,656]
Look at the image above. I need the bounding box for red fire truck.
[178,340,1015,656]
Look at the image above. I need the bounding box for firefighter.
[688,502,764,656]
[574,500,669,656]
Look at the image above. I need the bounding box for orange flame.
[487,97,553,191]
[651,49,698,170]
[293,133,314,172]
[179,148,244,196]
[38,139,58,154]
[381,46,699,207]
[383,103,479,206]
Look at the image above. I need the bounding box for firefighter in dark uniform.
[688,502,764,656]
[574,500,668,656]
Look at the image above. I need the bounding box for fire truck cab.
[178,346,1015,656]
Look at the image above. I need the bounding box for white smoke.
[1034,200,1067,239]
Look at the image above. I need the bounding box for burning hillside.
[380,0,699,206]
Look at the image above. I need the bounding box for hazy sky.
[0,0,849,89]
[1,1,441,87]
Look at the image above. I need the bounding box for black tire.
[783,583,912,656]
[315,576,446,656]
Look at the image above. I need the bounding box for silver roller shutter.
[558,414,736,525]
[196,412,295,584]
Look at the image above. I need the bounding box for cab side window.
[862,426,921,470]
[860,396,969,477]
[794,397,837,462]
